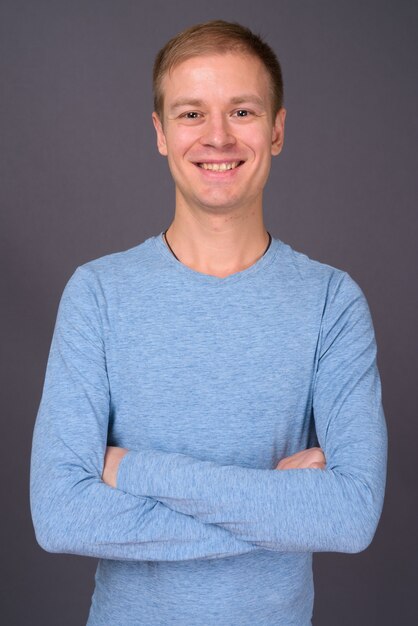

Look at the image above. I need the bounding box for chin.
[195,194,245,211]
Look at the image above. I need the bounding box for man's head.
[153,20,284,122]
[151,21,286,216]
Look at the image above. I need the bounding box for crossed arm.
[30,266,387,561]
[102,445,327,488]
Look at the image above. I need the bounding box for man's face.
[152,52,286,215]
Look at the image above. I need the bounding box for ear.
[271,107,286,156]
[152,112,168,156]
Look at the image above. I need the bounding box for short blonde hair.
[153,20,284,119]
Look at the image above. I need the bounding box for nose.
[199,113,236,149]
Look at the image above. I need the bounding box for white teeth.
[199,161,240,171]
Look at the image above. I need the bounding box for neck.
[162,211,271,279]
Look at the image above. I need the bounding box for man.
[30,20,387,626]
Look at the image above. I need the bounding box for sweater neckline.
[153,231,281,285]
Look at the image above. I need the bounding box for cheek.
[239,127,272,157]
[166,126,200,153]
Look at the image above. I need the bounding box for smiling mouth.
[195,161,244,171]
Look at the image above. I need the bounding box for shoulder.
[55,236,160,319]
[63,235,157,294]
[276,237,364,297]
[79,235,156,278]
[274,239,373,331]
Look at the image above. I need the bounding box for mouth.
[194,160,245,172]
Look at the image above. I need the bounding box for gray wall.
[1,0,417,624]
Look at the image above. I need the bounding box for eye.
[234,109,251,117]
[181,111,201,119]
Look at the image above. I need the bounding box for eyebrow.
[229,95,265,108]
[169,98,205,112]
[169,95,266,112]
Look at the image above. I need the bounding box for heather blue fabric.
[30,232,388,625]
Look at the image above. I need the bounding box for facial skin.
[152,53,286,218]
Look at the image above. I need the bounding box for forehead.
[162,52,271,103]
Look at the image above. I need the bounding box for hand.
[102,446,129,488]
[275,447,326,470]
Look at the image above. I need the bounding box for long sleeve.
[29,267,260,562]
[116,271,388,554]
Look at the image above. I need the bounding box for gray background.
[1,0,417,624]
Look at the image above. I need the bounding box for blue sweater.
[30,232,387,625]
